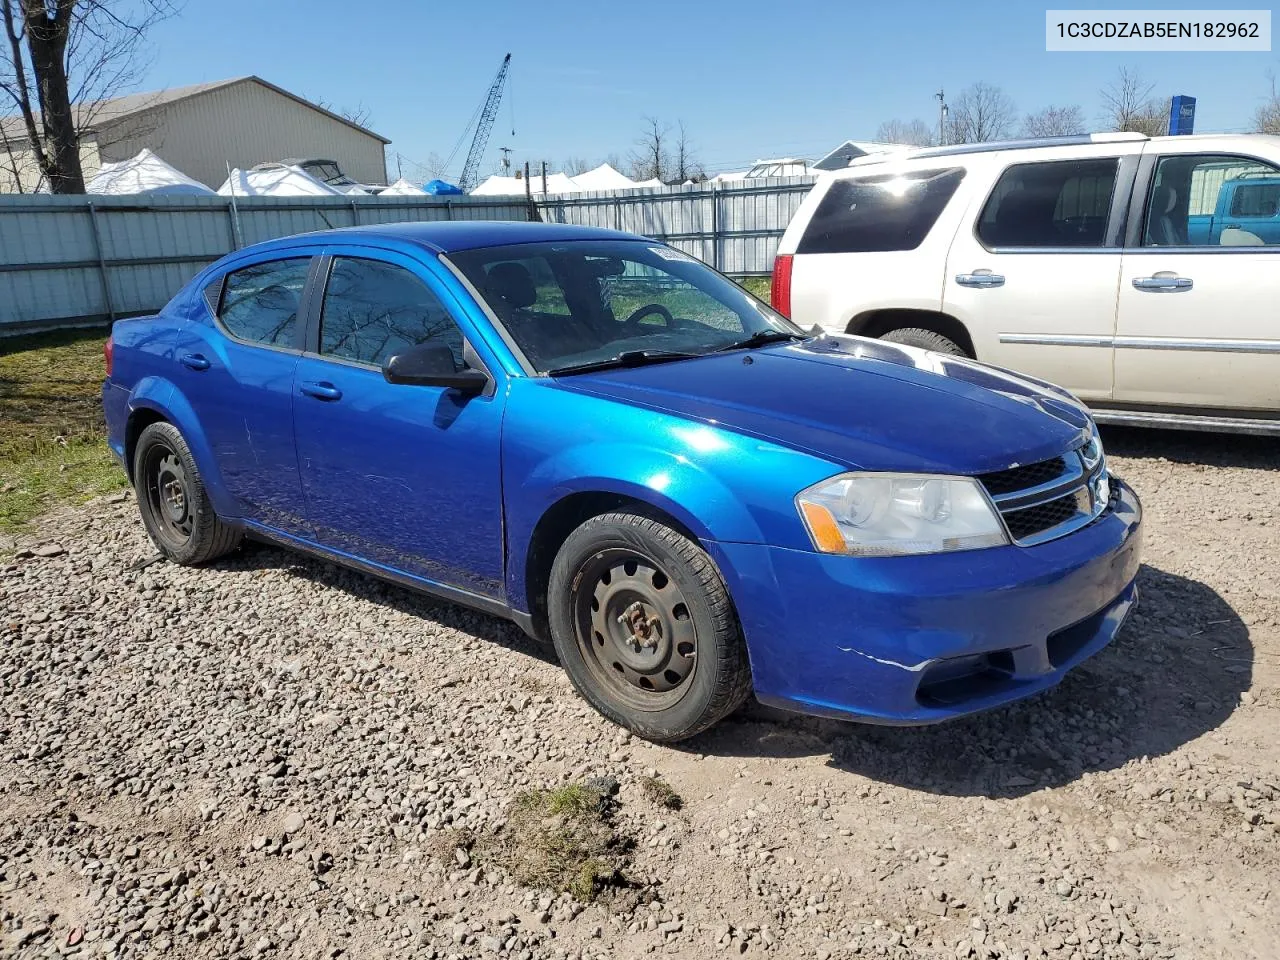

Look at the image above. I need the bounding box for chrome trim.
[983,439,1109,548]
[1114,336,1280,354]
[1005,485,1100,548]
[1090,409,1280,437]
[998,333,1112,348]
[998,333,1280,355]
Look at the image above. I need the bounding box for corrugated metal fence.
[0,176,816,335]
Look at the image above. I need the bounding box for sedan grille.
[978,442,1109,546]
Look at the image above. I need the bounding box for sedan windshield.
[447,240,804,374]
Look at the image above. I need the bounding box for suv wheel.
[134,421,242,565]
[548,511,752,742]
[881,327,967,356]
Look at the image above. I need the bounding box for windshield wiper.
[548,350,701,377]
[710,329,807,353]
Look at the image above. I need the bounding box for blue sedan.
[102,222,1142,741]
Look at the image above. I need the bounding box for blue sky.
[142,1,1279,179]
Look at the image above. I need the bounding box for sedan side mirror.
[383,340,489,394]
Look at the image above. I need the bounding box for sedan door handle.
[179,353,210,371]
[1132,276,1193,292]
[299,381,342,401]
[955,272,1006,288]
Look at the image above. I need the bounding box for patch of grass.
[0,327,127,533]
[638,775,683,811]
[736,276,771,301]
[481,781,630,902]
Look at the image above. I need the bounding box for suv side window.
[319,257,466,368]
[218,258,311,348]
[1142,154,1280,246]
[978,159,1118,249]
[797,167,964,254]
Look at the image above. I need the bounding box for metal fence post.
[446,199,454,220]
[710,182,720,272]
[350,198,360,226]
[613,196,622,231]
[86,201,116,323]
[226,197,244,250]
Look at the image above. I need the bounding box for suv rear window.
[977,159,1118,249]
[797,168,964,254]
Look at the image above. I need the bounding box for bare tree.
[1020,104,1086,138]
[313,94,372,128]
[1254,73,1280,134]
[1100,67,1168,135]
[672,120,704,182]
[948,82,1017,143]
[0,0,174,193]
[562,156,592,175]
[628,115,670,183]
[874,118,935,147]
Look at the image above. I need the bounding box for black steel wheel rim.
[571,547,698,711]
[143,443,194,547]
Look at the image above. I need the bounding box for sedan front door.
[291,249,506,599]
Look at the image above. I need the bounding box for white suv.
[773,132,1280,435]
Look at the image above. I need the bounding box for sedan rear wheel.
[133,421,242,565]
[549,511,752,742]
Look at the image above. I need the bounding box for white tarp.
[471,163,641,196]
[217,165,344,197]
[380,177,426,196]
[87,148,214,196]
[570,163,637,191]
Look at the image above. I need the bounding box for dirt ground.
[2,426,1277,960]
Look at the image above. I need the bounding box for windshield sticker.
[649,246,697,263]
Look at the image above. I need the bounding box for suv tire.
[881,327,967,356]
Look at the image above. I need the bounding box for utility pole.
[936,89,949,146]
[499,146,512,174]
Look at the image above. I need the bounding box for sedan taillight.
[104,334,114,376]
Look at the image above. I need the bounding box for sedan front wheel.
[548,511,752,742]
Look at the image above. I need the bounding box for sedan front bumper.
[713,477,1142,724]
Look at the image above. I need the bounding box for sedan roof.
[272,221,641,255]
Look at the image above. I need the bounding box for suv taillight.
[104,334,113,376]
[770,254,793,318]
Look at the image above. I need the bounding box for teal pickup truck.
[1187,174,1280,245]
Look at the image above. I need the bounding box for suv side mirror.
[383,341,489,394]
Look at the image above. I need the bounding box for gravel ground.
[2,427,1277,960]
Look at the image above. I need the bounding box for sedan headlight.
[796,473,1009,557]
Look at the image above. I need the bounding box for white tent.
[471,163,642,197]
[634,177,666,188]
[570,163,638,192]
[217,164,344,197]
[87,149,214,196]
[380,177,426,196]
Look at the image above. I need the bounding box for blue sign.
[1168,96,1196,136]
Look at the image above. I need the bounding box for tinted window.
[1230,182,1280,217]
[978,159,1117,248]
[218,258,310,348]
[1143,154,1280,247]
[798,168,964,254]
[319,258,465,367]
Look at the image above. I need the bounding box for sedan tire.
[548,511,753,742]
[133,421,242,565]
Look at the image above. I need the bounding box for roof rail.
[900,132,1148,161]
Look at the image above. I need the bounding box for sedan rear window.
[797,167,964,254]
[217,258,310,348]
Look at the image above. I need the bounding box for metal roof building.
[0,76,391,193]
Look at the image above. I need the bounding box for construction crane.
[458,54,512,193]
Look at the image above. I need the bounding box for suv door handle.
[955,272,1006,288]
[179,353,210,371]
[1132,276,1193,292]
[299,381,342,401]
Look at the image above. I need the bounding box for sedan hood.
[553,335,1091,475]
